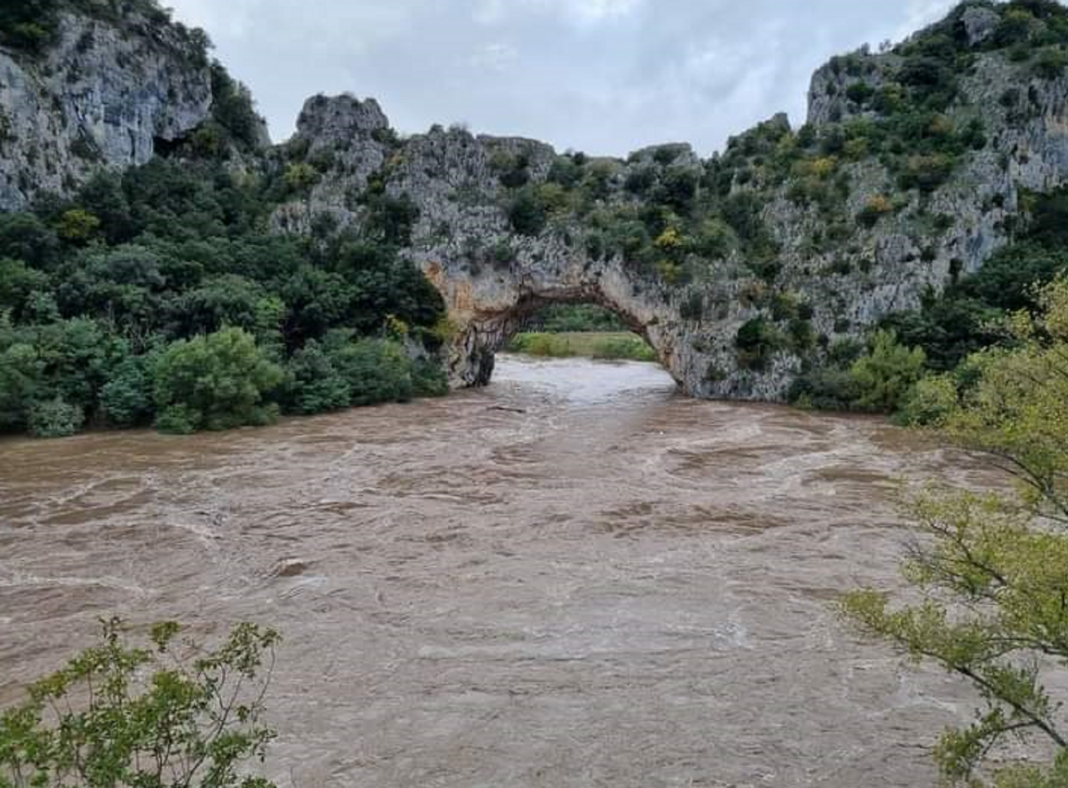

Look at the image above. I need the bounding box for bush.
[850,330,927,412]
[284,339,351,415]
[28,396,84,438]
[412,358,450,397]
[323,334,414,407]
[856,195,894,227]
[153,327,284,433]
[101,355,154,428]
[735,317,783,371]
[507,187,548,236]
[897,373,959,426]
[0,618,280,788]
[788,367,862,411]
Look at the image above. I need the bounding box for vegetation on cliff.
[0,157,448,437]
[789,187,1068,417]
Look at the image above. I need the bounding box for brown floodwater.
[0,355,1003,787]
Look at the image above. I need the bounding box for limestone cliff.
[5,0,1068,402]
[269,2,1068,397]
[0,10,217,211]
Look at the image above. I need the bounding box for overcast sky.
[166,0,961,157]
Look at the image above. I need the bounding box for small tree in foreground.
[0,619,280,788]
[841,278,1068,786]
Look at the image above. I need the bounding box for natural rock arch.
[421,254,686,389]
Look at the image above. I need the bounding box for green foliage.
[0,618,279,788]
[411,357,450,397]
[153,328,283,433]
[841,279,1068,784]
[788,367,862,411]
[735,317,783,371]
[322,333,414,407]
[527,304,628,333]
[209,63,264,150]
[0,152,448,438]
[1033,45,1068,78]
[507,187,548,236]
[849,330,927,412]
[101,353,156,428]
[507,332,656,362]
[27,396,84,438]
[283,339,351,415]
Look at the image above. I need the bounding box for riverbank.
[506,331,656,362]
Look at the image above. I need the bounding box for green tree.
[0,618,279,788]
[0,342,42,432]
[322,332,414,407]
[283,339,350,415]
[101,353,156,428]
[153,327,283,433]
[842,278,1068,785]
[28,396,84,438]
[849,330,926,412]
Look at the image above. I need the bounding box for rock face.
[6,2,1068,403]
[273,39,1068,398]
[0,12,213,211]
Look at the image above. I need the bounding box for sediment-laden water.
[0,355,1000,786]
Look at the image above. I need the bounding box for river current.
[0,355,1000,787]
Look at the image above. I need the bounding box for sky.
[166,0,962,157]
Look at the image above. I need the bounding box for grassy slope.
[506,332,657,362]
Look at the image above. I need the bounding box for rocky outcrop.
[268,22,1068,399]
[5,1,1068,404]
[0,12,213,210]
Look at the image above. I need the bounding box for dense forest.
[0,158,450,437]
[0,0,453,438]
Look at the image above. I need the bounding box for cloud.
[469,43,520,73]
[165,0,1004,155]
[474,0,644,26]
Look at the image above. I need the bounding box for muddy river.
[0,355,999,786]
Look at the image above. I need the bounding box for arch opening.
[420,255,700,395]
[444,287,674,389]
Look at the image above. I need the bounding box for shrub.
[899,153,955,193]
[735,317,783,371]
[846,82,875,104]
[788,367,862,411]
[849,330,927,412]
[284,339,351,415]
[857,195,894,227]
[153,327,284,433]
[0,618,280,788]
[1034,47,1068,79]
[101,355,154,428]
[57,209,101,243]
[28,396,84,438]
[507,187,547,236]
[283,162,320,193]
[897,373,959,426]
[412,358,450,397]
[323,334,414,406]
